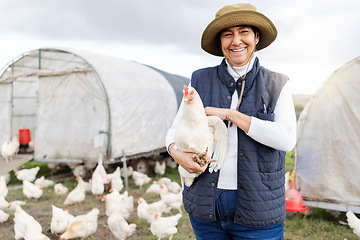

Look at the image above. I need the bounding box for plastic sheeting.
[0,48,187,162]
[295,57,360,206]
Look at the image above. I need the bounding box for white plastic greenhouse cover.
[0,48,188,163]
[295,57,360,208]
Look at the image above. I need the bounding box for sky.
[0,0,359,95]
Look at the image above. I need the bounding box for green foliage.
[285,149,295,172]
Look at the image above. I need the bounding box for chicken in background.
[137,197,169,223]
[150,212,182,240]
[1,134,19,163]
[72,165,87,178]
[103,188,132,219]
[146,181,162,195]
[109,166,124,192]
[347,211,360,237]
[14,205,47,240]
[159,183,182,213]
[34,176,55,188]
[22,180,43,199]
[0,209,9,223]
[15,166,40,182]
[91,171,104,196]
[0,175,8,198]
[132,171,152,189]
[6,200,26,212]
[108,206,137,240]
[50,205,75,235]
[121,166,133,178]
[91,154,111,184]
[175,85,228,187]
[0,196,10,210]
[165,156,178,169]
[64,178,86,205]
[76,176,92,192]
[59,208,100,240]
[54,183,69,195]
[154,160,166,176]
[157,177,182,194]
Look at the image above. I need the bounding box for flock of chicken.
[0,157,185,240]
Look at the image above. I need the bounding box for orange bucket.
[19,129,31,145]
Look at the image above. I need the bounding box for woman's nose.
[232,34,242,45]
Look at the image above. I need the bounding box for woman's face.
[220,26,259,67]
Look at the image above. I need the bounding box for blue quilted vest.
[182,58,288,227]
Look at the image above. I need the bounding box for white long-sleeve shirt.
[166,56,297,189]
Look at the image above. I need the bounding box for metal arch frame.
[0,48,112,158]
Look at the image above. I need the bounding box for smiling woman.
[166,3,297,240]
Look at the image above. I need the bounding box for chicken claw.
[193,148,216,167]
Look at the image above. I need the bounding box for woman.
[166,3,296,240]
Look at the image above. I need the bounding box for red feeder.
[19,129,31,146]
[285,171,307,212]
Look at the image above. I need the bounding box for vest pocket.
[256,111,275,121]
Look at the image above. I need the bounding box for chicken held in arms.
[175,85,228,187]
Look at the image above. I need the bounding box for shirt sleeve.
[165,95,184,154]
[247,81,297,152]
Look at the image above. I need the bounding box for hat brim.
[201,11,277,56]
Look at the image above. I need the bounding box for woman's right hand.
[168,143,208,174]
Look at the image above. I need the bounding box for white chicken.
[34,176,55,188]
[15,166,40,182]
[175,85,228,187]
[77,176,92,192]
[121,166,133,177]
[54,183,69,195]
[165,156,178,169]
[0,196,10,210]
[154,160,166,176]
[91,155,111,184]
[347,211,360,236]
[108,206,137,240]
[0,175,8,197]
[150,213,182,240]
[72,165,87,178]
[59,208,99,240]
[137,197,169,223]
[1,134,19,163]
[103,188,132,219]
[14,205,46,240]
[109,166,124,192]
[50,205,75,235]
[160,183,182,213]
[22,180,43,199]
[6,200,26,212]
[167,181,182,194]
[0,209,9,223]
[132,170,152,189]
[64,179,86,205]
[91,170,104,195]
[146,181,162,195]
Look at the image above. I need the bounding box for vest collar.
[218,57,261,96]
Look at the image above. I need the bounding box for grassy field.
[1,152,358,239]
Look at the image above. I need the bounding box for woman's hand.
[168,143,208,174]
[205,107,232,121]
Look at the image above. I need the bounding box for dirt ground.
[0,170,193,240]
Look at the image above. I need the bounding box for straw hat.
[201,3,277,56]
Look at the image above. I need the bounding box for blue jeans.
[189,189,284,240]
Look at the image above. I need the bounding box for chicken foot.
[192,147,216,167]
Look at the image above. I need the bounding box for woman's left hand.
[205,107,230,121]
